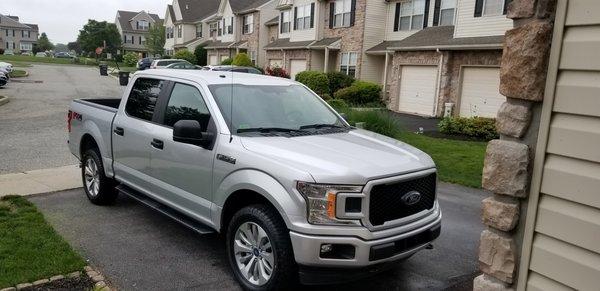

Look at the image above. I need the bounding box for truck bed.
[74,98,121,112]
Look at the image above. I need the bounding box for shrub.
[295,71,329,96]
[122,52,138,67]
[114,54,124,63]
[327,72,354,95]
[265,66,290,78]
[327,99,349,110]
[194,45,207,66]
[174,50,197,64]
[438,116,499,140]
[220,58,233,65]
[232,53,253,67]
[333,80,382,105]
[0,48,4,55]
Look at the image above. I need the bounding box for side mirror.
[173,120,214,147]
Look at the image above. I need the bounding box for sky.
[2,0,170,44]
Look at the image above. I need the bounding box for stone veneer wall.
[267,26,278,44]
[239,12,261,61]
[265,49,311,72]
[473,0,556,290]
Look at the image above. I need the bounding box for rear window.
[125,78,165,121]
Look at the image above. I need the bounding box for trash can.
[99,64,108,76]
[118,71,130,86]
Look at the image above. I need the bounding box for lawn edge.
[0,266,112,291]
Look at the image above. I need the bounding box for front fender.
[212,169,307,230]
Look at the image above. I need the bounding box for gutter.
[388,43,503,51]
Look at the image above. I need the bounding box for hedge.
[220,58,233,65]
[295,71,329,96]
[232,53,253,67]
[173,50,197,64]
[438,116,499,140]
[333,80,382,105]
[327,72,354,95]
[122,52,138,67]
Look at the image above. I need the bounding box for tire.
[226,204,297,291]
[81,148,118,205]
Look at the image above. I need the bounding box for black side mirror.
[173,120,214,147]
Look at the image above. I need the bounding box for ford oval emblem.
[401,191,421,205]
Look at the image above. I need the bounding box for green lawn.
[0,196,86,288]
[342,108,487,188]
[0,55,102,67]
[8,69,27,78]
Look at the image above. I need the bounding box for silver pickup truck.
[67,69,441,290]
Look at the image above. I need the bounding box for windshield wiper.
[237,127,305,133]
[299,123,345,130]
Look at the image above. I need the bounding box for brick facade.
[239,11,261,63]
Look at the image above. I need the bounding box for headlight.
[296,181,363,225]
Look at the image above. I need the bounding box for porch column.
[324,47,330,73]
[382,52,391,98]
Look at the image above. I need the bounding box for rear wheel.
[81,148,118,205]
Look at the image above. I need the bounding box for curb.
[0,96,9,106]
[0,266,113,291]
[9,71,29,78]
[0,164,81,197]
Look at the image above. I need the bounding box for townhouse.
[115,10,163,57]
[163,0,221,56]
[0,14,39,54]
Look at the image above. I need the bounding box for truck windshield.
[209,84,345,134]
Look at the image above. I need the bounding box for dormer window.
[137,20,149,30]
[210,22,218,37]
[196,23,203,38]
[393,0,426,31]
[280,10,291,33]
[221,17,233,36]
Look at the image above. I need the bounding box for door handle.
[151,139,164,150]
[113,127,124,136]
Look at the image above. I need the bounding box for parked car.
[67,70,440,290]
[165,62,201,70]
[0,73,7,87]
[35,52,48,57]
[0,62,13,73]
[136,58,154,70]
[3,50,14,56]
[204,65,263,74]
[149,59,187,69]
[54,52,73,58]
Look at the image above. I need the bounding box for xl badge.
[401,191,421,206]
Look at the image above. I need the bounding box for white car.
[36,52,48,57]
[0,62,13,73]
[149,59,187,69]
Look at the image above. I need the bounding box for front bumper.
[289,209,441,268]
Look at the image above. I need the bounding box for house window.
[483,0,505,16]
[210,22,218,37]
[280,10,291,33]
[226,17,234,34]
[20,43,32,51]
[243,14,254,34]
[396,0,425,31]
[340,52,357,77]
[196,23,203,38]
[295,4,312,30]
[137,20,149,30]
[333,0,352,28]
[439,0,456,25]
[141,36,146,45]
[177,25,182,38]
[166,27,174,39]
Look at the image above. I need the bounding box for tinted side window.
[163,83,210,129]
[125,78,164,121]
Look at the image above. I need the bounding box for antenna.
[229,69,234,143]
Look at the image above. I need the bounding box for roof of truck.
[133,69,298,86]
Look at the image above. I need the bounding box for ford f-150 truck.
[67,69,441,290]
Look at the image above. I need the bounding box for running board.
[116,185,215,235]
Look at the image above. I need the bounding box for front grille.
[369,173,436,226]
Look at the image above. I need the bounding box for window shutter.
[503,0,512,15]
[350,0,357,27]
[329,2,335,28]
[423,0,430,28]
[393,2,401,31]
[293,7,298,30]
[136,22,139,29]
[474,0,484,17]
[280,12,284,33]
[310,3,315,28]
[433,0,441,26]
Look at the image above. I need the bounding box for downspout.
[434,48,444,117]
[382,51,391,101]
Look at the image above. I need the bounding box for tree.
[194,45,207,66]
[36,32,54,52]
[77,20,121,55]
[145,24,165,57]
[173,50,196,64]
[232,53,253,67]
[68,42,82,55]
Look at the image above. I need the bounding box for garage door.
[209,55,218,65]
[459,67,505,118]
[289,59,307,80]
[398,66,438,116]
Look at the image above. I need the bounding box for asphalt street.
[0,64,123,174]
[30,182,486,291]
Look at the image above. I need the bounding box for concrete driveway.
[30,182,485,291]
[0,64,123,174]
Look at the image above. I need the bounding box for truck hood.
[240,129,435,184]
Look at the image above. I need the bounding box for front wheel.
[226,205,297,290]
[81,148,118,205]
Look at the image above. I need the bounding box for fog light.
[320,244,333,253]
[319,244,356,259]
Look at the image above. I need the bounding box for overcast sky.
[2,0,170,44]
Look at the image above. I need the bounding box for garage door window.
[340,52,357,77]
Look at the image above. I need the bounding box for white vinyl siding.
[289,0,317,42]
[397,66,438,116]
[361,0,388,82]
[453,0,512,37]
[459,67,504,118]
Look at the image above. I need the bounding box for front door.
[146,81,216,222]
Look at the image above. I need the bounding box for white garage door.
[209,55,218,65]
[398,66,438,116]
[459,67,505,118]
[289,59,307,80]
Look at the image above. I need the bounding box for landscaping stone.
[473,274,515,291]
[67,271,81,278]
[86,271,98,278]
[91,275,105,283]
[496,99,532,138]
[84,266,93,272]
[15,283,32,290]
[32,278,49,286]
[482,196,520,231]
[95,281,106,288]
[500,20,553,102]
[482,140,530,197]
[49,275,64,282]
[507,0,535,19]
[479,230,517,283]
[1,287,17,291]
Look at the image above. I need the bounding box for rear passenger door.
[112,77,166,193]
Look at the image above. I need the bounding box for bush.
[327,72,354,95]
[174,50,197,64]
[295,71,329,96]
[0,48,4,55]
[194,46,207,66]
[438,116,499,140]
[220,58,233,65]
[114,54,124,63]
[333,81,382,105]
[122,52,138,67]
[265,66,290,78]
[232,53,253,67]
[327,99,349,110]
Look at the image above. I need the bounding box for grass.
[8,69,27,78]
[0,55,103,67]
[0,196,86,288]
[341,108,487,188]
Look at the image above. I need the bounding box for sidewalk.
[0,165,81,197]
